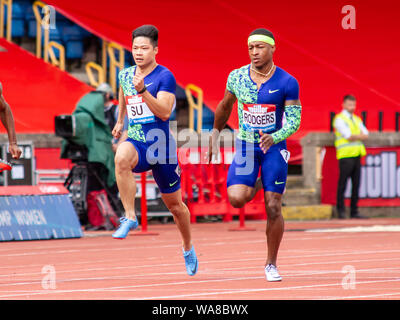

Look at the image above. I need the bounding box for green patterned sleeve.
[226,70,236,95]
[271,105,302,144]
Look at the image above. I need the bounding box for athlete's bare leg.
[264,191,284,266]
[227,178,263,208]
[161,189,192,251]
[114,141,139,221]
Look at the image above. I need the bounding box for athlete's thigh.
[116,138,151,172]
[261,146,289,194]
[227,140,260,189]
[115,140,139,169]
[227,183,256,202]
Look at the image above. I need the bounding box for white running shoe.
[265,264,282,282]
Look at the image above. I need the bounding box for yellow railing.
[47,41,65,70]
[85,61,105,88]
[101,39,109,81]
[0,0,12,41]
[33,0,50,61]
[107,41,125,96]
[185,84,203,133]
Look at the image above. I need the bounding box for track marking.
[308,225,400,233]
[321,292,400,300]
[135,278,400,300]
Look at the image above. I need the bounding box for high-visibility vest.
[333,112,367,159]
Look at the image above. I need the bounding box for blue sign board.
[0,194,83,241]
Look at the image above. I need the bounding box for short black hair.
[132,24,158,47]
[249,28,275,41]
[343,94,356,102]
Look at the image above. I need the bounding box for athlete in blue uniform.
[209,28,302,281]
[112,25,198,276]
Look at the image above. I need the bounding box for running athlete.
[208,28,302,281]
[112,25,198,276]
[0,82,22,159]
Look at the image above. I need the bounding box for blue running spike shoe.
[112,217,138,239]
[183,246,198,276]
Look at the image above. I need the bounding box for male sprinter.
[112,25,198,276]
[208,28,302,281]
[0,82,22,159]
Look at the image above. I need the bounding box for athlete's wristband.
[137,86,147,94]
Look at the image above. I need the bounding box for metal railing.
[0,0,12,41]
[185,84,203,133]
[107,41,125,96]
[85,61,105,88]
[48,41,65,70]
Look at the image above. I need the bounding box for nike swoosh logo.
[169,180,178,187]
[269,89,279,93]
[145,82,153,87]
[275,180,285,185]
[191,259,198,275]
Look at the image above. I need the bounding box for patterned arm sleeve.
[271,105,302,144]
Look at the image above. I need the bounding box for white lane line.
[0,265,399,299]
[307,225,400,233]
[2,249,400,282]
[133,278,400,300]
[0,231,392,258]
[321,292,400,300]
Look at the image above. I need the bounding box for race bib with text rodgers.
[242,103,276,132]
[126,95,156,124]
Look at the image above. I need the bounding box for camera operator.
[59,89,120,225]
[96,83,128,153]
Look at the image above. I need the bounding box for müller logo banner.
[321,147,400,207]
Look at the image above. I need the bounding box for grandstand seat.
[26,6,36,38]
[202,106,215,130]
[193,105,214,130]
[74,24,91,39]
[61,26,84,59]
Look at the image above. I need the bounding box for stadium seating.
[25,6,36,38]
[61,25,84,59]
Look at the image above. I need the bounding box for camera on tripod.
[54,91,120,227]
[55,114,88,162]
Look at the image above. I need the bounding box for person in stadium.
[96,82,128,152]
[0,82,22,160]
[208,28,302,281]
[333,94,368,219]
[111,25,198,276]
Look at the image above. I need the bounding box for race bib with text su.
[126,95,156,124]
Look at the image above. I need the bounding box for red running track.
[0,218,400,300]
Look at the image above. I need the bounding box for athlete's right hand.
[207,129,220,164]
[9,143,22,159]
[112,122,124,140]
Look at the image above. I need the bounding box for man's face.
[132,37,158,67]
[343,99,356,114]
[248,41,275,68]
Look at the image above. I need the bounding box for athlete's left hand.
[259,130,274,154]
[133,71,145,93]
[9,143,22,159]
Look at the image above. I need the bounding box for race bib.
[242,104,276,131]
[126,95,156,124]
